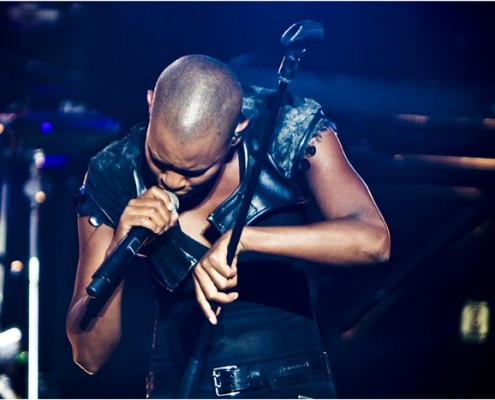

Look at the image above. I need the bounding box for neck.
[178,148,241,245]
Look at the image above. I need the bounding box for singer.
[66,54,390,398]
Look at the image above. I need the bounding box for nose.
[159,171,186,191]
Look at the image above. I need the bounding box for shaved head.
[150,55,242,144]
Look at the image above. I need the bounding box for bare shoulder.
[303,126,378,220]
[304,126,358,181]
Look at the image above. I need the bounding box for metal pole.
[0,161,9,326]
[24,149,46,400]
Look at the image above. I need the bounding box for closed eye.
[149,150,210,178]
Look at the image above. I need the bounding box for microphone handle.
[86,226,151,299]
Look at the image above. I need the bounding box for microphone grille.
[166,190,180,212]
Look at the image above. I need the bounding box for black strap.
[210,352,331,396]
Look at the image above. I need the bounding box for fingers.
[191,230,243,323]
[125,199,170,232]
[118,186,178,237]
[193,265,238,325]
[140,186,179,228]
[200,249,238,292]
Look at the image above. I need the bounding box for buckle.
[212,365,240,397]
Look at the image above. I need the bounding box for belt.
[210,352,331,397]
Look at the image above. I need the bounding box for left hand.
[192,230,244,324]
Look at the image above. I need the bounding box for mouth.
[162,187,189,198]
[157,181,187,196]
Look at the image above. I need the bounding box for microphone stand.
[175,20,324,398]
[23,149,47,400]
[0,150,10,330]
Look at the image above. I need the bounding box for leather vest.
[77,85,332,291]
[210,85,330,233]
[143,86,331,291]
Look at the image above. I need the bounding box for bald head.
[150,55,242,144]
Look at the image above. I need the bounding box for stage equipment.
[460,299,490,345]
[1,103,121,399]
[7,106,121,156]
[23,148,45,400]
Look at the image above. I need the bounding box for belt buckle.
[212,365,240,397]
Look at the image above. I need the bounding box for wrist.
[239,226,256,253]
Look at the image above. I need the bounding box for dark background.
[1,2,494,398]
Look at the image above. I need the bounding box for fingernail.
[208,316,217,325]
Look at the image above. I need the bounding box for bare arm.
[241,126,390,265]
[194,127,390,322]
[66,219,123,374]
[66,186,178,374]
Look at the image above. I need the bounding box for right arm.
[66,218,123,375]
[66,186,178,374]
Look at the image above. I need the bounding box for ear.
[230,119,250,146]
[146,90,154,111]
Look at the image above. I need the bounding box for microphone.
[85,190,179,300]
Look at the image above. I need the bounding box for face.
[144,122,234,200]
